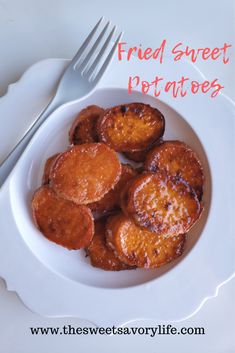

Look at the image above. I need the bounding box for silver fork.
[0,17,123,186]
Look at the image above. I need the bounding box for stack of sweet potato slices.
[32,103,204,271]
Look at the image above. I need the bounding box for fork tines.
[73,17,123,83]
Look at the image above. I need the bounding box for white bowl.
[9,87,211,289]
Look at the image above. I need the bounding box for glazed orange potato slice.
[42,153,60,185]
[124,149,147,163]
[86,218,133,271]
[121,172,201,236]
[106,213,186,268]
[97,103,165,152]
[69,105,104,145]
[50,143,121,205]
[32,186,94,250]
[144,140,204,200]
[88,164,138,216]
[124,139,163,163]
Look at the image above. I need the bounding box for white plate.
[0,55,234,326]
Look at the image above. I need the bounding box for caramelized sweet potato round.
[106,213,186,268]
[121,172,201,235]
[124,149,147,163]
[88,164,138,216]
[50,143,121,205]
[119,178,138,212]
[42,153,60,185]
[69,105,104,145]
[144,140,204,200]
[32,186,94,250]
[124,139,163,163]
[86,218,132,271]
[97,103,165,152]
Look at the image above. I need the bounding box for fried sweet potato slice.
[50,143,121,205]
[88,164,138,216]
[124,139,163,163]
[121,172,201,235]
[42,153,60,185]
[124,149,147,163]
[69,105,104,145]
[144,140,204,200]
[119,178,138,212]
[32,186,94,250]
[106,213,186,268]
[97,103,165,152]
[86,218,133,271]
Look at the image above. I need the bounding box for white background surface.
[0,0,234,352]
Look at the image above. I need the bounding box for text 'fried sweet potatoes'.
[106,213,186,268]
[97,103,165,152]
[69,105,104,145]
[121,172,201,236]
[42,153,60,185]
[32,186,94,250]
[50,143,121,205]
[144,140,204,200]
[86,218,133,271]
[88,164,138,216]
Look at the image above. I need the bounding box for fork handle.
[0,98,60,187]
